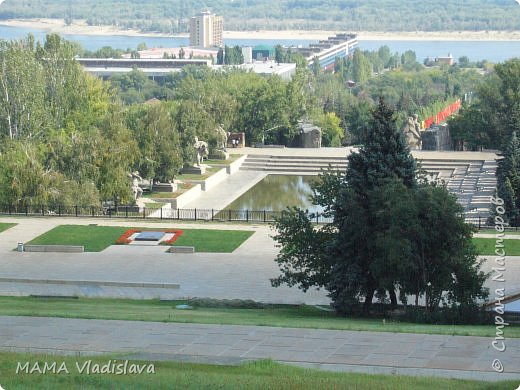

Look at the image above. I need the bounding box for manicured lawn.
[143,183,195,199]
[143,192,176,198]
[477,229,520,235]
[27,225,129,252]
[176,167,221,180]
[0,353,510,390]
[472,237,520,255]
[0,297,517,338]
[143,202,165,209]
[0,222,16,233]
[204,155,240,165]
[26,225,254,253]
[170,228,254,252]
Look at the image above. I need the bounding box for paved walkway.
[184,170,266,210]
[1,316,519,381]
[231,147,498,160]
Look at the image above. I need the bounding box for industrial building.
[189,11,223,48]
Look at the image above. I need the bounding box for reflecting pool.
[224,175,322,212]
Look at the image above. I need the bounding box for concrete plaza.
[0,217,329,303]
[0,217,520,302]
[1,315,519,381]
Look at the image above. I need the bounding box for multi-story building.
[189,11,223,48]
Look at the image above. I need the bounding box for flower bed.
[115,229,184,245]
[162,229,184,244]
[115,229,140,244]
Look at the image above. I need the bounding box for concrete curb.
[23,245,84,253]
[0,277,180,289]
[166,246,195,253]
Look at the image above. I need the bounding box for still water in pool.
[224,175,322,213]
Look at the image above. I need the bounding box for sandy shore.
[1,18,520,41]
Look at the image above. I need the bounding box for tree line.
[0,33,514,214]
[1,0,519,32]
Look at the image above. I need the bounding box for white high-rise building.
[189,11,223,48]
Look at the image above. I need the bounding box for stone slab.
[23,245,84,253]
[135,231,165,241]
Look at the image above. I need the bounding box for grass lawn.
[26,225,254,253]
[477,229,520,235]
[472,237,520,255]
[0,222,16,233]
[0,297,517,338]
[27,225,129,252]
[143,183,195,199]
[0,353,511,390]
[170,228,254,252]
[204,155,240,165]
[176,167,221,181]
[143,202,165,209]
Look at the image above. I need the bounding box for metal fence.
[0,204,334,224]
[0,204,510,230]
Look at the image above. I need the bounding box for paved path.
[184,170,266,210]
[1,316,519,381]
[232,147,497,161]
[231,147,498,160]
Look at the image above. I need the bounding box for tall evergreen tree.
[272,98,487,316]
[496,131,520,225]
[328,98,417,310]
[216,48,224,65]
[345,97,417,196]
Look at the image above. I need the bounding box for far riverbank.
[1,18,520,42]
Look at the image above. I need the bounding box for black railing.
[0,204,334,224]
[0,204,507,229]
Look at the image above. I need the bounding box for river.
[0,24,519,62]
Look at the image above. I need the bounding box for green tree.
[467,59,520,149]
[315,112,343,146]
[311,57,321,76]
[496,132,520,225]
[448,105,489,150]
[0,39,47,140]
[216,47,224,65]
[126,104,183,182]
[351,49,371,84]
[272,98,487,316]
[136,42,148,51]
[377,45,392,68]
[275,45,285,63]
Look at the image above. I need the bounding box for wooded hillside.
[1,0,519,32]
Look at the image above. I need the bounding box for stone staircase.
[240,155,347,174]
[240,155,498,223]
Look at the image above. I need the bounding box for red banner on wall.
[423,99,461,128]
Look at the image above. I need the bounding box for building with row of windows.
[189,11,223,48]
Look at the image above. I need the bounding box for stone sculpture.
[129,171,143,201]
[194,136,208,167]
[402,115,422,149]
[215,125,228,152]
